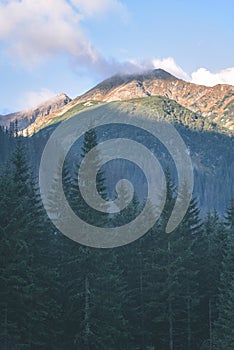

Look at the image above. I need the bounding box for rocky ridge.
[74,69,234,131]
[0,93,71,131]
[0,69,233,134]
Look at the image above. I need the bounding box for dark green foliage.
[0,127,233,349]
[214,200,234,350]
[224,197,234,229]
[0,125,16,166]
[60,127,128,349]
[0,140,61,349]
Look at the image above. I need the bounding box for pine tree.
[114,194,149,350]
[62,126,128,349]
[0,140,35,348]
[70,126,108,225]
[142,176,202,350]
[0,140,62,349]
[224,197,234,229]
[173,196,201,350]
[214,200,234,350]
[195,211,225,350]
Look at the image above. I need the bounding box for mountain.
[0,69,233,215]
[0,69,233,135]
[0,93,71,131]
[73,69,234,132]
[26,100,233,216]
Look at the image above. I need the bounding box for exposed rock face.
[74,69,234,131]
[0,93,72,130]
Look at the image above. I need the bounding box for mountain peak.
[1,69,233,134]
[108,68,178,84]
[0,92,72,130]
[28,92,71,111]
[150,68,177,80]
[73,69,233,132]
[74,69,179,104]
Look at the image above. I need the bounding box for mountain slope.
[0,93,71,130]
[73,69,234,131]
[27,101,233,216]
[0,69,233,134]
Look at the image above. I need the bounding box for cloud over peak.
[151,57,190,81]
[0,1,233,88]
[151,58,234,87]
[191,67,234,87]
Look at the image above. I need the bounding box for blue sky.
[0,0,233,113]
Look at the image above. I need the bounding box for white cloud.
[191,67,234,86]
[91,57,190,78]
[0,1,233,88]
[101,57,191,81]
[18,88,56,110]
[145,58,234,87]
[0,0,126,66]
[151,57,190,81]
[17,65,233,110]
[129,57,234,87]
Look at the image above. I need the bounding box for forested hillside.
[0,127,233,350]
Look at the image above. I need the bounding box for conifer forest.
[0,123,234,350]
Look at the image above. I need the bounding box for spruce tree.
[196,211,225,350]
[62,127,128,349]
[0,140,62,349]
[0,141,34,348]
[214,200,234,350]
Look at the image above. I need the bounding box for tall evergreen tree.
[0,141,36,348]
[61,127,128,349]
[214,200,234,350]
[0,140,62,349]
[195,211,225,350]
